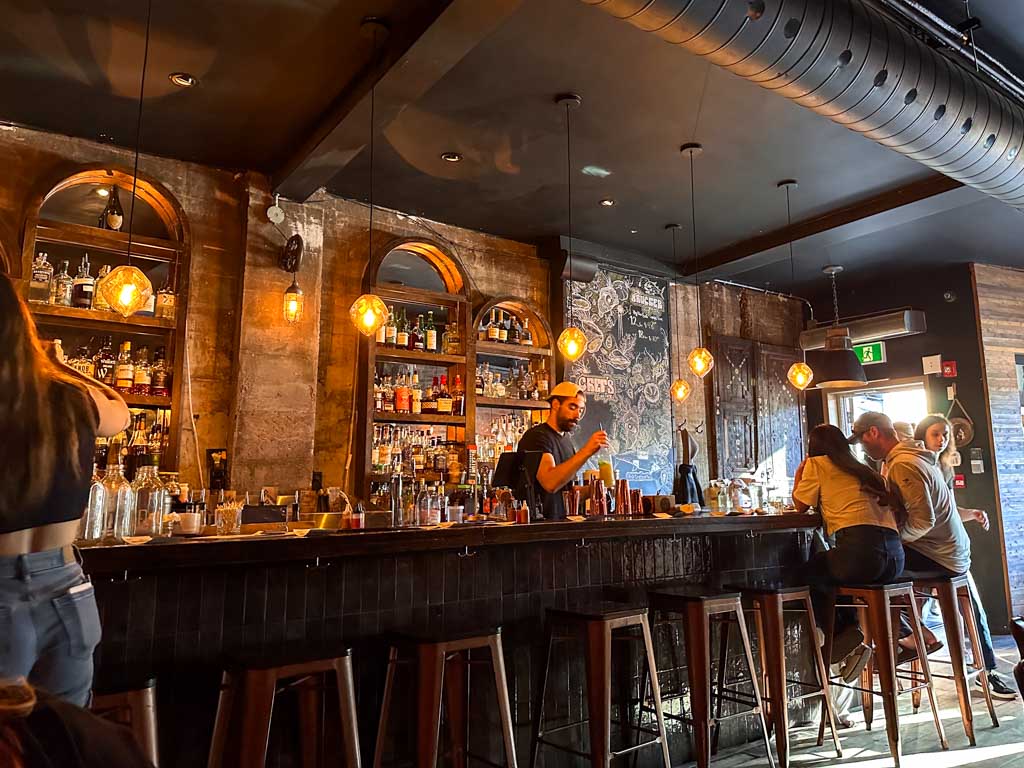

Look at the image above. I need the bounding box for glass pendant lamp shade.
[100,265,153,317]
[283,280,304,324]
[787,361,814,390]
[670,378,692,403]
[687,347,714,378]
[557,326,588,362]
[349,293,389,336]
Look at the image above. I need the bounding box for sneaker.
[830,626,865,665]
[840,644,872,684]
[980,672,1018,700]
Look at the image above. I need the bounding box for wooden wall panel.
[758,343,806,484]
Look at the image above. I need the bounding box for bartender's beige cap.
[547,381,584,402]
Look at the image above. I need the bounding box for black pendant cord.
[785,186,795,294]
[368,28,379,262]
[126,0,153,266]
[565,102,573,330]
[689,151,701,345]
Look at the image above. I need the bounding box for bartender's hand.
[582,430,609,458]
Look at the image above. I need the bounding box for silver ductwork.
[580,0,1024,208]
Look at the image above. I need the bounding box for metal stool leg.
[734,604,775,768]
[802,594,841,758]
[639,614,671,768]
[681,605,713,768]
[960,589,999,727]
[584,619,614,768]
[529,628,554,768]
[373,646,399,768]
[488,633,519,768]
[866,594,902,767]
[935,581,972,745]
[905,595,948,750]
[332,654,363,768]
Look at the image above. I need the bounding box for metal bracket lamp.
[555,92,588,363]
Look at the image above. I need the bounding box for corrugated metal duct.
[580,0,1024,207]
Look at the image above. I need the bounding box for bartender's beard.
[556,414,579,433]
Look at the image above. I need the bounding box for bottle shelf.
[375,347,465,365]
[475,340,551,359]
[35,219,183,263]
[374,413,467,426]
[29,303,176,334]
[122,393,172,408]
[476,396,548,411]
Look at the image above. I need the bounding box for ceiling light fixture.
[556,93,588,363]
[599,198,615,207]
[96,188,110,198]
[630,228,638,234]
[806,265,867,389]
[440,151,462,163]
[168,72,197,88]
[682,142,713,378]
[350,18,391,337]
[779,179,814,391]
[582,165,611,178]
[666,223,691,403]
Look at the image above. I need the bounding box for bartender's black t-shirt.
[518,423,577,520]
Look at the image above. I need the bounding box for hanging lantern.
[100,265,153,317]
[787,361,814,390]
[670,378,692,403]
[687,347,714,378]
[283,279,304,324]
[349,293,389,336]
[557,326,588,362]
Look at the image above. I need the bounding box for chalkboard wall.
[566,268,674,494]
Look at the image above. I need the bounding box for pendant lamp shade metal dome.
[809,266,867,389]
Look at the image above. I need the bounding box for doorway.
[825,377,929,460]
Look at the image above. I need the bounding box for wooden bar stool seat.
[907,571,999,743]
[374,625,516,768]
[207,645,361,768]
[531,600,670,768]
[91,675,159,767]
[641,585,774,768]
[725,582,842,768]
[822,581,948,768]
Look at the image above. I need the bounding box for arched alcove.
[370,239,467,296]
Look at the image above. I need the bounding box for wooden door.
[712,336,757,479]
[757,343,806,490]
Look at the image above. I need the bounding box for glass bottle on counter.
[53,261,74,307]
[424,311,438,352]
[79,460,108,542]
[132,346,151,396]
[28,252,53,304]
[114,342,134,393]
[71,254,94,309]
[94,336,116,386]
[92,265,112,312]
[131,456,166,536]
[151,347,169,397]
[103,461,135,540]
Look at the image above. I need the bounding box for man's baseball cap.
[547,381,584,402]
[848,412,894,444]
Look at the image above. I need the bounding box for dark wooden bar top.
[80,512,820,573]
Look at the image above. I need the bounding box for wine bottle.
[424,311,438,352]
[99,186,125,231]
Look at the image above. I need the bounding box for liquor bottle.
[124,414,147,482]
[477,316,488,341]
[131,455,166,536]
[537,361,550,399]
[382,376,395,413]
[114,341,135,393]
[509,314,522,344]
[69,345,96,379]
[486,310,500,342]
[424,311,438,352]
[384,306,397,347]
[452,374,466,416]
[474,367,484,397]
[92,265,112,312]
[395,308,410,349]
[155,267,177,321]
[133,346,152,396]
[53,261,74,307]
[151,347,169,397]
[441,321,460,356]
[394,372,411,414]
[28,252,53,304]
[497,311,509,343]
[373,373,384,412]
[375,313,387,345]
[94,336,116,386]
[411,378,423,415]
[99,186,125,231]
[134,290,156,318]
[103,461,135,541]
[411,314,424,351]
[522,318,534,346]
[79,458,108,542]
[436,375,454,415]
[422,377,438,414]
[71,254,95,309]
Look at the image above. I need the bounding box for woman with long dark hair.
[794,424,905,680]
[0,274,130,706]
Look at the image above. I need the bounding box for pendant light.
[666,223,692,403]
[99,0,154,317]
[555,93,588,363]
[806,265,867,389]
[349,18,391,337]
[682,143,713,378]
[778,180,814,390]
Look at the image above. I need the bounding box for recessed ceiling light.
[168,72,198,88]
[440,151,462,163]
[96,188,110,198]
[630,228,638,234]
[599,198,615,207]
[582,165,612,178]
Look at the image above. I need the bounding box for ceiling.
[2,0,1024,297]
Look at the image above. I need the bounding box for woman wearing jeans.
[0,275,130,706]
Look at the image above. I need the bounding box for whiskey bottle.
[99,186,125,231]
[436,375,454,415]
[424,311,438,352]
[28,252,53,304]
[92,265,112,312]
[114,341,135,393]
[69,344,96,379]
[442,321,460,356]
[522,318,534,346]
[477,315,488,341]
[509,314,522,344]
[375,313,387,345]
[384,305,397,347]
[155,267,177,321]
[71,254,95,309]
[94,336,116,386]
[497,311,509,343]
[151,347,169,397]
[395,308,410,349]
[53,261,74,307]
[132,346,152,396]
[486,310,500,342]
[422,377,438,414]
[411,314,424,352]
[452,374,466,416]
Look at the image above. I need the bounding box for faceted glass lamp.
[349,293,389,336]
[100,265,153,317]
[283,279,304,324]
[670,378,692,403]
[687,347,714,378]
[557,326,588,362]
[787,361,814,390]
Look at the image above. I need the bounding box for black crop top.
[1,381,98,534]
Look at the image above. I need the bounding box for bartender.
[517,382,609,519]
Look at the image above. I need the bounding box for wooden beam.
[687,173,964,276]
[273,0,524,202]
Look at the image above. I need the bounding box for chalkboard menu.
[566,268,673,494]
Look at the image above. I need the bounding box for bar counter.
[84,513,821,766]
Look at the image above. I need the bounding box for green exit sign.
[854,341,887,366]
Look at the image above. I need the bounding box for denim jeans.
[0,548,101,706]
[967,572,998,671]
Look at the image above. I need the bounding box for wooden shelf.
[35,219,183,263]
[123,393,172,408]
[375,347,465,365]
[475,340,551,359]
[30,303,176,334]
[372,284,466,308]
[476,396,548,410]
[374,413,466,426]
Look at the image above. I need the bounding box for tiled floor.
[715,636,1024,768]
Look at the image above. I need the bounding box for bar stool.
[729,583,842,768]
[374,626,516,768]
[531,600,670,768]
[640,585,774,768]
[207,647,361,768]
[908,572,998,743]
[91,676,159,766]
[821,581,947,768]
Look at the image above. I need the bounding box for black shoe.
[980,672,1018,700]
